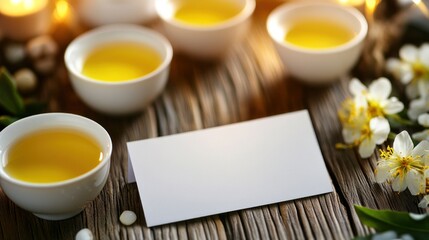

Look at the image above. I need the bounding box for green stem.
[387,114,416,127]
[388,132,397,141]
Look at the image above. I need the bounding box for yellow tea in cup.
[173,0,242,26]
[82,42,162,82]
[284,20,355,50]
[4,128,102,183]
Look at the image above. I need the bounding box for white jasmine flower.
[418,113,429,126]
[387,44,429,84]
[349,78,404,117]
[412,130,429,142]
[339,95,368,144]
[407,79,429,120]
[386,58,413,84]
[357,117,390,158]
[340,111,390,158]
[375,131,429,195]
[407,97,429,120]
[339,95,390,158]
[338,78,397,158]
[419,195,429,208]
[386,44,429,99]
[412,113,429,141]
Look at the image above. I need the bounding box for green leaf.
[0,67,25,115]
[22,99,46,117]
[0,115,18,128]
[354,205,429,240]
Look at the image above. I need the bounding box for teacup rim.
[266,2,368,54]
[0,112,112,188]
[64,24,173,86]
[155,0,256,31]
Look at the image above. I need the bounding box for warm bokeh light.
[54,0,70,21]
[0,0,47,16]
[365,0,380,14]
[365,0,380,22]
[412,0,429,17]
[338,0,365,6]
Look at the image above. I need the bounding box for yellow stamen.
[413,61,429,80]
[380,146,393,159]
[367,99,384,118]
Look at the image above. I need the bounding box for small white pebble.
[26,35,58,59]
[5,43,26,64]
[400,234,414,240]
[75,228,93,240]
[409,212,427,221]
[14,68,37,93]
[33,57,56,74]
[371,230,397,240]
[120,210,137,226]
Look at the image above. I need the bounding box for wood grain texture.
[0,1,421,239]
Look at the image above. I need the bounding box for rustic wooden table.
[0,1,425,239]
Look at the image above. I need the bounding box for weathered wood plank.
[0,1,416,239]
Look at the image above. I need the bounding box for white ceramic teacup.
[156,0,255,59]
[266,2,368,84]
[0,113,112,221]
[77,0,157,27]
[65,24,173,115]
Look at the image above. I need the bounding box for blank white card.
[127,110,332,227]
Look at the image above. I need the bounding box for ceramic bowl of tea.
[155,0,255,59]
[266,2,367,84]
[65,24,173,115]
[0,113,112,220]
[78,0,157,27]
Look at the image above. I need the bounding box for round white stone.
[120,210,137,226]
[26,35,58,59]
[372,230,397,240]
[75,228,93,240]
[14,68,37,93]
[409,212,427,221]
[5,43,26,64]
[33,57,56,74]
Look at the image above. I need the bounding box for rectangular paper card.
[127,110,332,227]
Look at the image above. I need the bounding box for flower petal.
[419,43,429,67]
[406,82,419,99]
[359,138,376,158]
[418,113,429,127]
[417,79,429,98]
[411,140,429,159]
[370,117,390,144]
[386,59,414,84]
[425,169,429,178]
[406,170,424,195]
[375,161,392,183]
[392,176,407,192]
[354,94,368,109]
[412,130,429,142]
[393,131,413,157]
[400,44,419,62]
[382,97,404,115]
[407,98,427,120]
[342,127,360,144]
[419,195,429,208]
[386,58,400,72]
[349,78,367,97]
[369,77,392,101]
